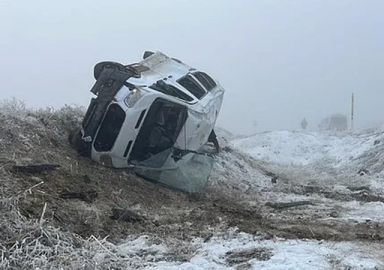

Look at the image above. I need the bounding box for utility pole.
[252,120,257,133]
[351,93,354,130]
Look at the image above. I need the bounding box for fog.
[1,0,383,135]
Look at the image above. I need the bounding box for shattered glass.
[134,150,213,193]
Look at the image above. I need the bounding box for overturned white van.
[70,51,225,192]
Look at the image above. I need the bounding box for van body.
[73,51,225,173]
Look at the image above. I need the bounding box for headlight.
[124,88,143,108]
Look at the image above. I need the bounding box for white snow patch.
[231,130,383,167]
[115,231,384,270]
[337,201,384,223]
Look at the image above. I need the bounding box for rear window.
[149,80,193,102]
[193,72,217,91]
[177,75,206,99]
[94,104,125,152]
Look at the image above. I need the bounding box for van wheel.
[94,61,126,80]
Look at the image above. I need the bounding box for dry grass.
[0,100,82,269]
[0,100,146,269]
[0,99,232,269]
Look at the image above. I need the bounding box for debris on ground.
[12,164,60,174]
[110,208,145,222]
[265,201,314,210]
[60,189,98,203]
[357,168,369,175]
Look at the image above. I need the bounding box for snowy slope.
[231,129,384,168]
[142,129,384,270]
[63,128,384,270]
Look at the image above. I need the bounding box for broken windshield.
[129,98,188,163]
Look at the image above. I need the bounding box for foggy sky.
[1,0,383,135]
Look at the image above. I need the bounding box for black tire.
[93,61,126,80]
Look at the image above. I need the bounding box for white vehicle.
[70,51,225,192]
[319,114,348,132]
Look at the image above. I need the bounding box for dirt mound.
[0,100,266,268]
[0,101,205,238]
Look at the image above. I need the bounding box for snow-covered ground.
[89,230,383,270]
[99,128,384,269]
[231,130,384,168]
[3,103,384,269]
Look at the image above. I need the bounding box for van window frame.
[177,74,207,99]
[191,71,217,91]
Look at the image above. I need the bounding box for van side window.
[177,75,206,99]
[149,80,193,102]
[193,72,217,91]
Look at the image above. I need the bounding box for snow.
[114,128,384,269]
[98,230,383,270]
[231,130,384,167]
[338,201,384,222]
